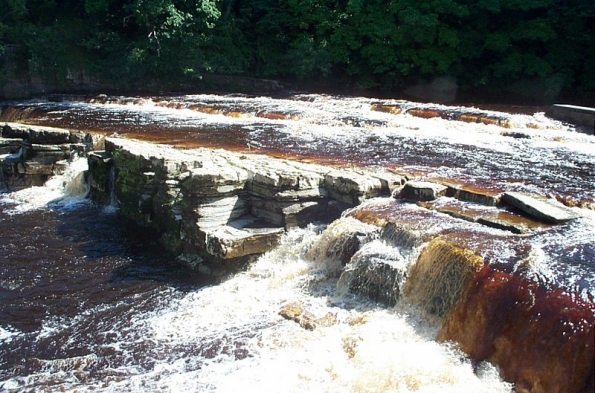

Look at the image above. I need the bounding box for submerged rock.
[439,266,595,393]
[339,244,409,307]
[305,217,379,275]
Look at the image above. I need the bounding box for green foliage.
[0,0,593,100]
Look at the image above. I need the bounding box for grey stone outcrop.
[88,137,401,272]
[1,122,96,191]
[502,191,579,224]
[400,181,448,201]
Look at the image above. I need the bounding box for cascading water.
[1,93,594,392]
[0,155,89,213]
[0,208,512,392]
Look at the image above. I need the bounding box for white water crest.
[2,93,593,392]
[0,225,512,392]
[0,155,90,214]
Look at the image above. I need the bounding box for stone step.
[418,198,551,234]
[502,191,579,224]
[203,216,285,260]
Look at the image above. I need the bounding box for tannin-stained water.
[1,93,594,392]
[0,175,512,392]
[2,94,593,207]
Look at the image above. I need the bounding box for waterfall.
[105,164,119,212]
[0,156,89,213]
[134,226,513,393]
[1,94,593,392]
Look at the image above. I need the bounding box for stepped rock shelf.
[1,122,594,393]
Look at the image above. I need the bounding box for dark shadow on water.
[52,202,215,292]
[0,199,217,382]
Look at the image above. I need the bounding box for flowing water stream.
[1,93,594,392]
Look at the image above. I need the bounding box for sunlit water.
[2,94,594,206]
[1,93,594,392]
[0,168,512,392]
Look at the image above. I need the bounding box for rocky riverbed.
[1,101,594,393]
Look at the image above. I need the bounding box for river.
[1,93,594,392]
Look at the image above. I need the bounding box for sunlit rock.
[2,122,70,144]
[324,170,386,205]
[306,217,379,275]
[204,218,284,260]
[90,138,399,270]
[370,104,403,115]
[339,243,409,306]
[502,191,579,223]
[403,238,484,318]
[444,184,501,206]
[1,122,94,191]
[419,198,550,234]
[439,266,595,393]
[279,302,337,330]
[407,109,441,119]
[400,181,448,202]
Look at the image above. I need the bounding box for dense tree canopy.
[1,0,593,101]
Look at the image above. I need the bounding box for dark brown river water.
[0,93,594,392]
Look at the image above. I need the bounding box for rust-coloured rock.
[439,266,595,393]
[403,238,484,318]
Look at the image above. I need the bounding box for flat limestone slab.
[546,104,595,134]
[204,217,285,259]
[502,192,579,224]
[2,122,71,144]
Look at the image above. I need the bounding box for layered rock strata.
[87,137,406,273]
[1,122,98,191]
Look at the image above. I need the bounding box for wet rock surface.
[339,198,593,393]
[1,122,96,191]
[279,303,337,330]
[502,191,580,223]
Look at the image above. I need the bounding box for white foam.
[135,227,512,393]
[0,326,20,343]
[0,156,90,214]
